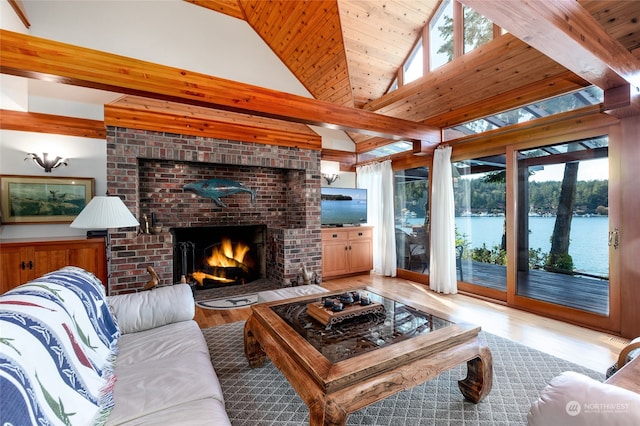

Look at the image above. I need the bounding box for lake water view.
[405,216,609,276]
[456,216,609,276]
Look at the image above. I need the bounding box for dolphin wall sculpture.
[183,179,257,208]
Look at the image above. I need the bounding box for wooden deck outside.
[410,261,609,316]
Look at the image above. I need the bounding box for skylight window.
[359,141,413,162]
[443,86,604,141]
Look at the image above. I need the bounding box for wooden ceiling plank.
[185,0,245,20]
[292,35,345,76]
[367,35,576,124]
[0,29,439,143]
[579,1,640,52]
[460,0,640,91]
[399,55,574,121]
[284,14,343,69]
[424,71,589,128]
[254,2,313,52]
[266,1,335,59]
[298,48,347,84]
[363,34,535,112]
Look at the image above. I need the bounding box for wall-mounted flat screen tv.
[321,187,367,227]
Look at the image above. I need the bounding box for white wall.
[21,0,311,96]
[0,130,106,239]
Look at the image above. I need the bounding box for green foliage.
[545,252,575,274]
[471,243,506,265]
[437,4,493,61]
[528,248,547,270]
[454,178,608,216]
[457,235,567,271]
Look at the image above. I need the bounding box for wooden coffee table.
[244,286,492,425]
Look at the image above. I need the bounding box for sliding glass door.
[515,137,609,315]
[394,167,429,274]
[453,155,507,296]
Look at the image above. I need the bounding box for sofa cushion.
[528,371,640,426]
[107,284,194,334]
[106,352,226,425]
[111,398,231,426]
[116,320,209,365]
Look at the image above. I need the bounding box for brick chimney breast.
[106,127,321,295]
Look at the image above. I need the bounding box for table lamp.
[70,195,139,279]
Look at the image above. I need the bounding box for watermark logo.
[566,400,581,416]
[565,400,630,417]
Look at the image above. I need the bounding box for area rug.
[197,293,259,310]
[203,321,604,425]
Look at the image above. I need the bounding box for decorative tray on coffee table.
[307,292,385,329]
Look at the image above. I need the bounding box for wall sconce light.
[323,173,340,186]
[25,152,69,173]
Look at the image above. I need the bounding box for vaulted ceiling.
[189,0,435,109]
[3,0,640,159]
[184,0,640,153]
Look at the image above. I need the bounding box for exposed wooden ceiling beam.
[321,148,356,172]
[186,0,245,20]
[0,109,105,138]
[7,0,30,29]
[0,29,440,145]
[104,97,322,149]
[459,0,640,91]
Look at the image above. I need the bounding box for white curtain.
[357,160,396,276]
[430,146,457,293]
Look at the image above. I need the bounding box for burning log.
[191,237,254,288]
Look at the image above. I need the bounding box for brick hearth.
[106,127,322,295]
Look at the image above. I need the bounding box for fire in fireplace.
[191,238,254,286]
[172,225,266,288]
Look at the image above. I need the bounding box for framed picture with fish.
[0,175,94,224]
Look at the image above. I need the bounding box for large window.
[463,5,494,54]
[403,40,423,84]
[429,0,453,71]
[387,0,497,93]
[394,167,429,273]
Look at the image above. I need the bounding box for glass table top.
[270,289,453,364]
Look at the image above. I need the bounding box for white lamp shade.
[70,196,139,230]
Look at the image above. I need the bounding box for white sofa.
[527,371,640,426]
[0,266,231,426]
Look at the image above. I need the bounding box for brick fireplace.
[173,224,266,287]
[106,127,322,295]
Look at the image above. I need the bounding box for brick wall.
[106,127,322,295]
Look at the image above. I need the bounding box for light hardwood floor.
[195,273,628,373]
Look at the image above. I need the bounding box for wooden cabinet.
[0,237,107,293]
[322,226,373,279]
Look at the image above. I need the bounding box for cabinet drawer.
[348,228,372,240]
[322,229,349,242]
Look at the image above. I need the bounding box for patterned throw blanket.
[0,266,120,426]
